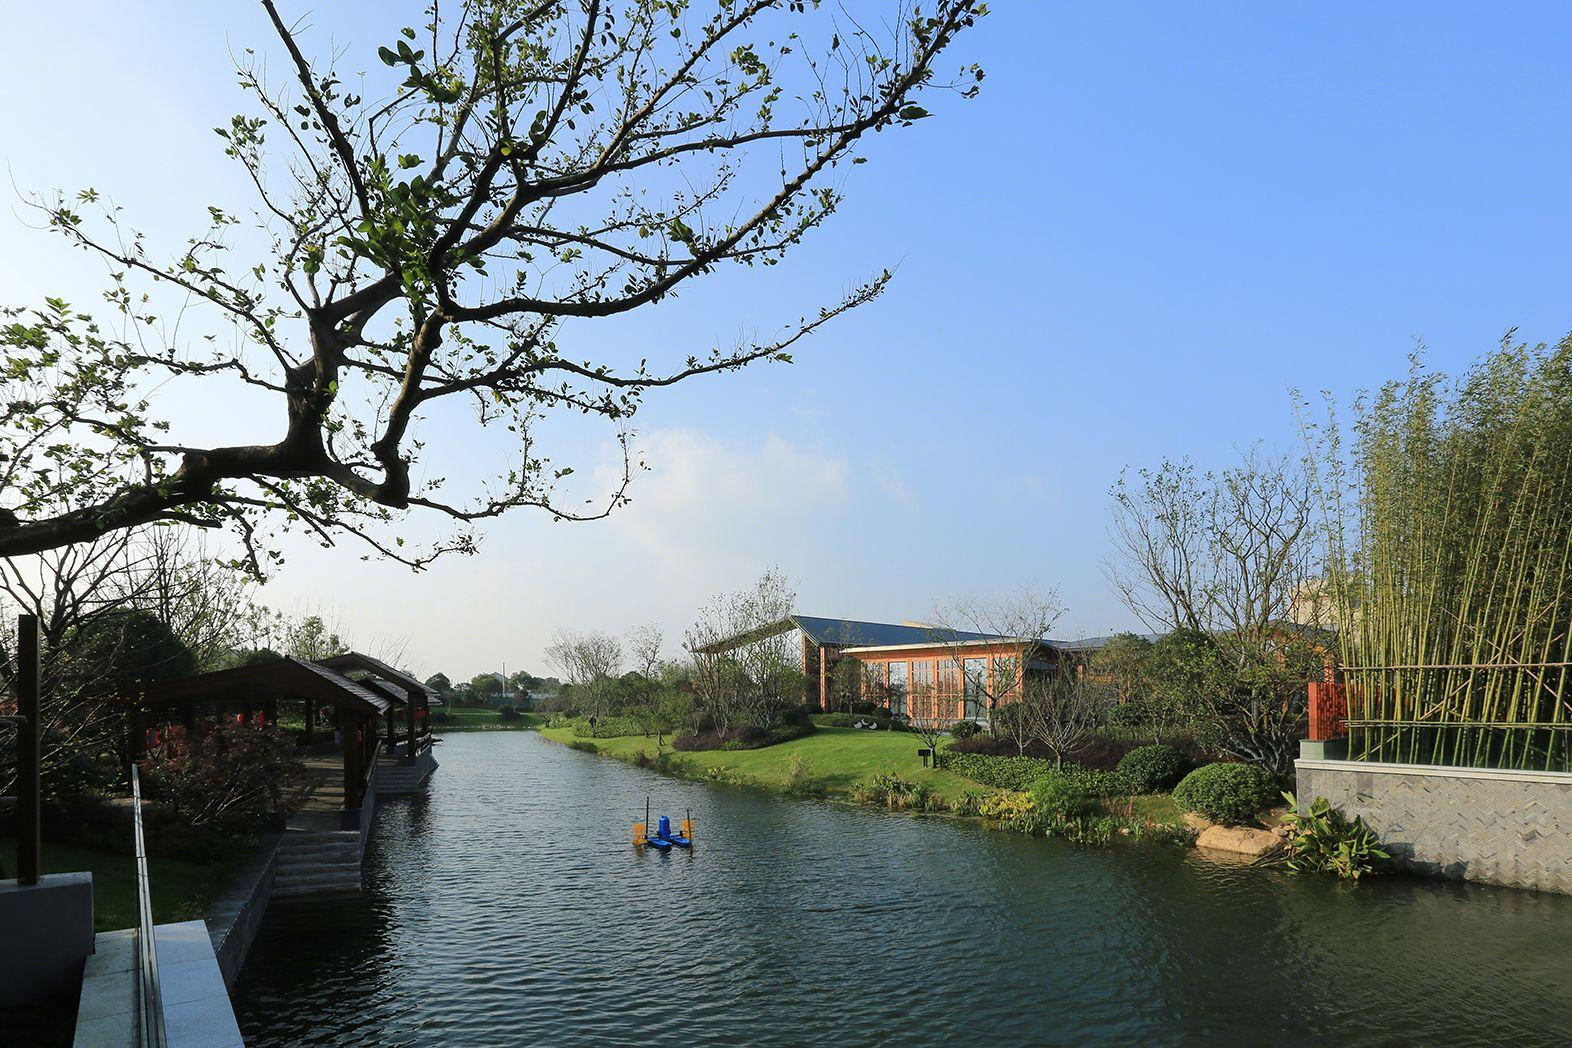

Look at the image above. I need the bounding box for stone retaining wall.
[205,831,281,988]
[1295,758,1572,894]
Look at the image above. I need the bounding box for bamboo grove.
[1317,337,1572,770]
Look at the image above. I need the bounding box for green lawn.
[539,724,984,801]
[1,834,248,932]
[433,705,543,731]
[539,724,1189,830]
[1127,792,1185,826]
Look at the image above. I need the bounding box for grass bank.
[433,705,544,732]
[1,833,249,932]
[544,724,991,804]
[538,725,1191,838]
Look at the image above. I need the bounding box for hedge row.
[943,752,1132,796]
[811,713,907,730]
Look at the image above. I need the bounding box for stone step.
[273,863,362,883]
[279,837,360,852]
[279,854,361,867]
[275,860,361,880]
[275,867,360,887]
[279,842,361,861]
[272,878,361,897]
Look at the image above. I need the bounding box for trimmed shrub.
[1029,773,1094,819]
[1104,701,1149,729]
[1172,762,1274,824]
[950,719,981,739]
[673,720,815,752]
[945,752,1132,796]
[1116,745,1187,793]
[811,712,905,730]
[498,705,521,721]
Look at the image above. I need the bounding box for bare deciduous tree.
[929,588,1064,724]
[1106,449,1324,780]
[627,623,663,680]
[685,568,798,733]
[1020,670,1107,769]
[0,525,261,795]
[544,628,623,717]
[0,1,986,573]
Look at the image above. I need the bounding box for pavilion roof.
[135,654,401,715]
[313,652,436,703]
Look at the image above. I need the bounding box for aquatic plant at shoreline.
[977,788,1188,848]
[1280,793,1389,882]
[852,772,947,813]
[1029,775,1094,820]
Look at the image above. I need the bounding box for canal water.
[232,732,1572,1047]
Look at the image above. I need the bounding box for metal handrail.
[130,764,168,1048]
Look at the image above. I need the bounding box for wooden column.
[16,613,41,885]
[405,699,417,757]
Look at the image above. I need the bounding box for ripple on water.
[232,733,1572,1048]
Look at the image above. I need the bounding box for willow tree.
[0,0,984,574]
[1314,339,1572,770]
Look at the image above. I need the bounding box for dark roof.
[314,652,436,703]
[793,615,1020,648]
[689,612,1153,657]
[136,655,392,715]
[692,614,1040,655]
[1050,633,1159,652]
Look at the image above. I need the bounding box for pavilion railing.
[130,764,168,1048]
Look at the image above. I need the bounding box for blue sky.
[4,3,1571,679]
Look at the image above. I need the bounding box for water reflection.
[233,733,1572,1048]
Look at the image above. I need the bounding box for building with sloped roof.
[694,614,1120,725]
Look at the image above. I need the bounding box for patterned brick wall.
[1295,759,1572,894]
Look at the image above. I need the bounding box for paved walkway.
[286,753,347,833]
[73,922,244,1048]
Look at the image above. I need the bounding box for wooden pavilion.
[129,653,438,818]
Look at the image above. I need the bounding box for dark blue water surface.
[232,732,1572,1048]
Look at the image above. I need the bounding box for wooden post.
[405,698,417,758]
[17,614,41,885]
